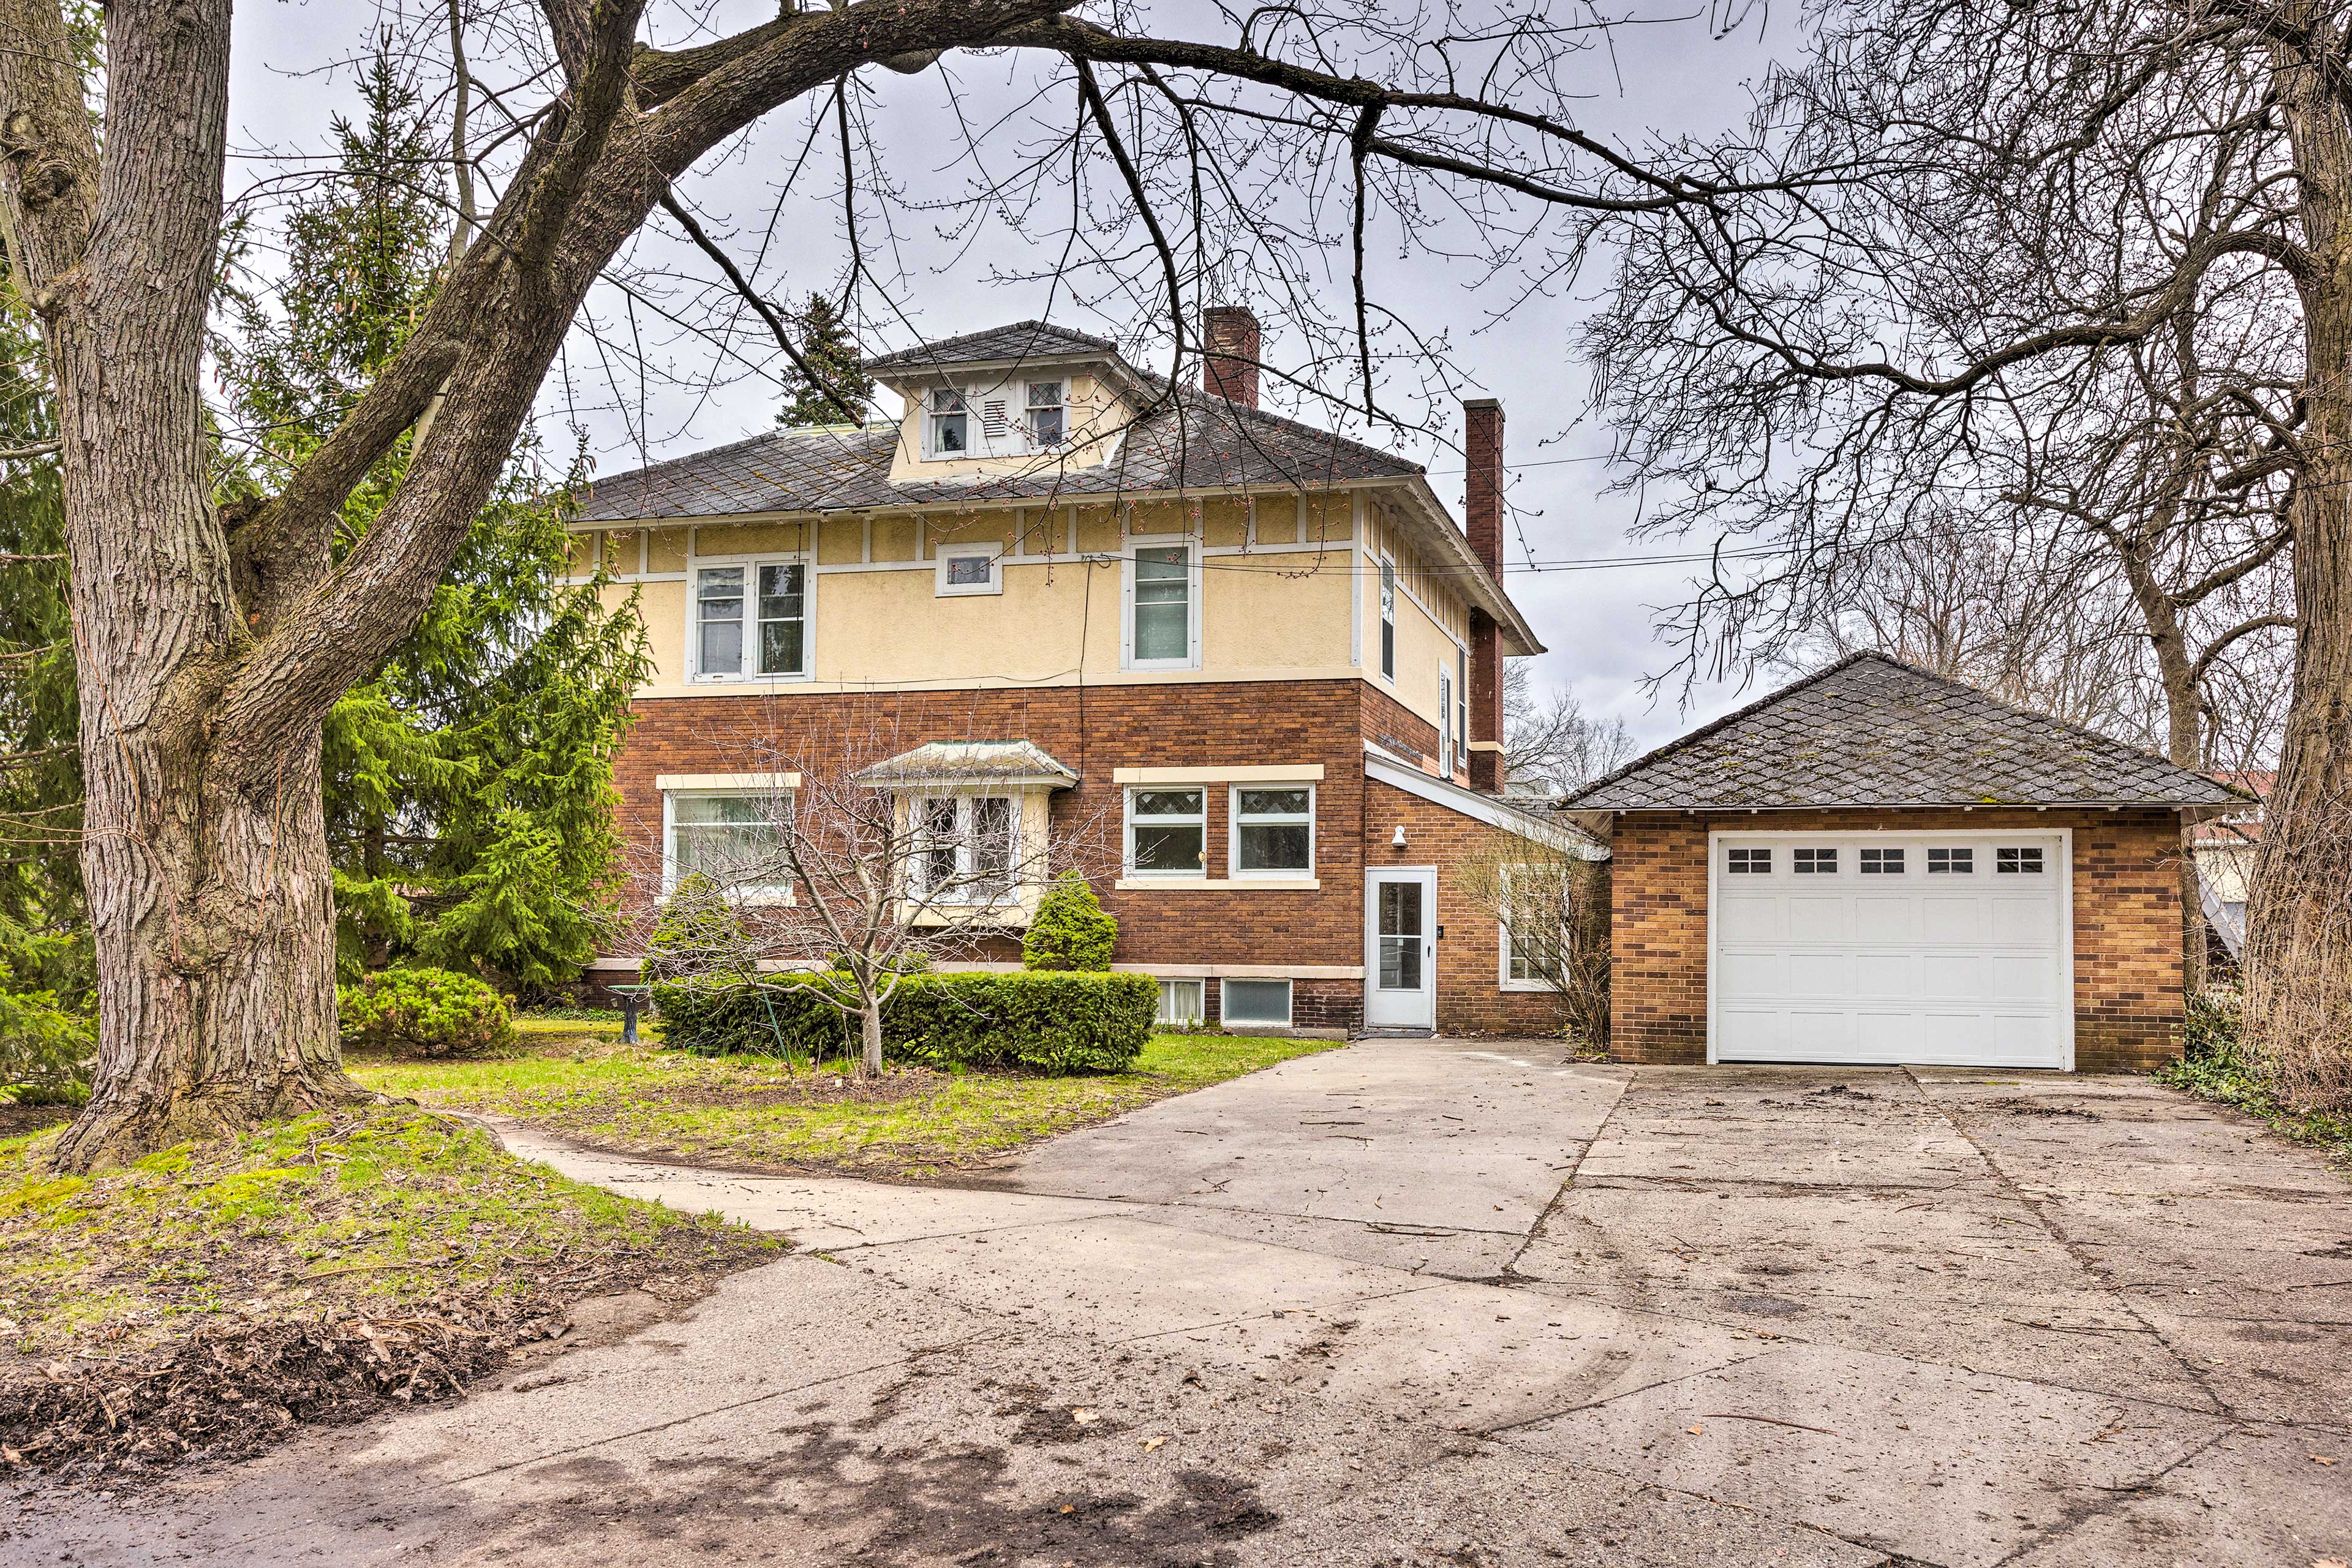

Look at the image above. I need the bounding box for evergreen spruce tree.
[215,50,647,993]
[774,295,875,428]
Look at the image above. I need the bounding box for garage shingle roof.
[1565,652,2242,811]
[573,387,1420,524]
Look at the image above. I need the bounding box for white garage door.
[1710,832,2071,1069]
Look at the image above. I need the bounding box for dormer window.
[1027,380,1066,448]
[928,388,969,456]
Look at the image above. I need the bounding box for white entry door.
[1365,867,1438,1030]
[1710,832,2072,1069]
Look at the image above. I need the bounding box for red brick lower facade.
[605,679,1569,1038]
[1605,808,2188,1072]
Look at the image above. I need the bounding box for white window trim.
[1220,976,1294,1028]
[1378,556,1397,682]
[924,386,971,459]
[1228,782,1316,879]
[935,543,1005,597]
[687,554,813,682]
[1025,379,1068,451]
[1156,978,1206,1028]
[1121,534,1202,672]
[903,791,1022,905]
[661,786,796,903]
[1123,785,1208,879]
[1437,665,1455,776]
[1496,864,1561,993]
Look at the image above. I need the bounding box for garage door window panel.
[1794,848,1838,873]
[1860,847,1905,874]
[1727,847,1771,873]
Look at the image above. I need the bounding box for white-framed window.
[1861,846,1905,875]
[906,793,1019,902]
[1997,845,2046,874]
[927,388,970,456]
[1156,979,1204,1027]
[1438,665,1455,775]
[1928,846,1975,874]
[1455,645,1469,769]
[1793,847,1838,874]
[935,544,1003,597]
[1230,785,1314,876]
[1027,380,1066,448]
[1125,787,1207,877]
[1378,557,1396,680]
[694,560,809,679]
[1726,846,1771,873]
[1498,865,1565,992]
[665,790,790,896]
[1221,978,1292,1028]
[1125,538,1197,668]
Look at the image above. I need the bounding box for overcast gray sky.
[230,2,1794,745]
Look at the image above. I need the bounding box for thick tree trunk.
[58,728,371,1167]
[2245,33,2352,1110]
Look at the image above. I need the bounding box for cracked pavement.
[12,1039,2350,1566]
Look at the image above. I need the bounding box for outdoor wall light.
[1392,824,1408,847]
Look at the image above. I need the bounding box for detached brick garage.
[1565,654,2242,1072]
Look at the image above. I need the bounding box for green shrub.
[1022,872,1117,971]
[2184,986,2243,1063]
[0,959,95,1105]
[651,970,1155,1074]
[337,967,516,1057]
[642,872,754,984]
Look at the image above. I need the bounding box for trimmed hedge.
[650,970,1155,1074]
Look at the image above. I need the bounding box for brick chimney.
[1202,306,1261,409]
[1463,398,1506,794]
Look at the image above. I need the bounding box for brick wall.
[612,680,1374,973]
[1363,780,1571,1038]
[1606,808,2188,1071]
[612,679,1571,1038]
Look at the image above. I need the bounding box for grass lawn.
[352,1030,1346,1179]
[0,1106,781,1469]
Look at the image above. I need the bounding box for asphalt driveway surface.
[12,1040,2350,1566]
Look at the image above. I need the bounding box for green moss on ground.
[353,1030,1344,1179]
[0,1106,781,1364]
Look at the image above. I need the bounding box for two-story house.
[570,310,1588,1035]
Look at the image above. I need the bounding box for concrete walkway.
[13,1039,2351,1566]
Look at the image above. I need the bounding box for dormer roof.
[863,321,1121,378]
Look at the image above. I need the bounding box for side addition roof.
[1564,652,2245,812]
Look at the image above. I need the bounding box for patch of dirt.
[0,1103,75,1139]
[0,1232,775,1483]
[1807,1085,1879,1102]
[1982,1098,2101,1121]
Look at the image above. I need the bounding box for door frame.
[1364,864,1439,1030]
[1704,827,2076,1071]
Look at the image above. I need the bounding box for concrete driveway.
[15,1039,2351,1566]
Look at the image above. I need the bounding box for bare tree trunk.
[861,1000,885,1077]
[2116,543,2212,993]
[2247,32,2352,1110]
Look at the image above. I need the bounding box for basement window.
[1221,978,1293,1028]
[1156,979,1204,1027]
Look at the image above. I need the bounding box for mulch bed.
[0,1104,76,1139]
[0,1227,773,1482]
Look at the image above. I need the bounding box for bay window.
[1231,785,1314,875]
[908,794,1019,902]
[1126,788,1206,876]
